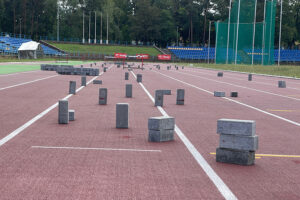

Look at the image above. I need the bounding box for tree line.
[0,0,299,48]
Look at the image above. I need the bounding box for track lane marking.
[152,70,300,127]
[31,146,161,152]
[0,68,107,147]
[168,69,300,101]
[210,152,300,158]
[131,71,238,200]
[0,75,59,91]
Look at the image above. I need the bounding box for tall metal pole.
[251,0,258,65]
[106,12,108,44]
[215,21,219,64]
[226,0,232,64]
[177,26,179,46]
[208,21,211,64]
[88,11,91,43]
[57,1,59,41]
[19,17,22,36]
[262,0,267,65]
[278,0,283,66]
[268,0,274,64]
[82,12,85,43]
[94,11,97,44]
[234,0,241,65]
[100,12,102,44]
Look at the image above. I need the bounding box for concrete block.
[278,80,286,88]
[81,76,86,86]
[125,72,129,80]
[176,89,185,105]
[230,92,238,97]
[148,116,175,130]
[182,66,184,69]
[93,80,102,84]
[99,88,107,105]
[126,84,132,98]
[58,100,69,124]
[148,129,174,142]
[69,110,75,121]
[116,103,129,128]
[214,91,225,97]
[219,135,258,151]
[216,148,255,166]
[217,119,256,136]
[217,72,223,77]
[69,81,76,94]
[137,74,142,83]
[104,67,107,72]
[248,74,252,81]
[155,90,164,107]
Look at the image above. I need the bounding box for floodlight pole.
[208,21,211,64]
[278,0,283,66]
[177,26,179,46]
[19,17,22,37]
[106,12,109,44]
[262,0,267,65]
[82,12,85,43]
[215,21,219,64]
[234,0,241,65]
[251,0,258,65]
[268,0,274,64]
[57,1,59,41]
[94,11,97,44]
[88,11,91,43]
[226,0,232,64]
[100,12,103,44]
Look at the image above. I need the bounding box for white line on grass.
[31,146,161,153]
[153,70,300,127]
[130,71,238,200]
[0,75,59,91]
[170,70,300,101]
[0,72,104,147]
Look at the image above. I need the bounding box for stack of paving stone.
[216,119,258,166]
[41,64,59,71]
[56,66,99,76]
[56,65,74,75]
[278,80,286,88]
[148,116,175,142]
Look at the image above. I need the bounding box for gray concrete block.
[116,103,129,128]
[217,72,223,77]
[69,110,75,121]
[99,88,107,105]
[104,67,107,72]
[69,81,76,94]
[125,72,129,80]
[58,100,69,124]
[137,74,142,83]
[176,89,185,105]
[93,80,102,84]
[126,84,132,98]
[219,135,258,151]
[216,148,255,166]
[148,129,174,142]
[248,74,252,81]
[155,90,164,107]
[214,91,225,97]
[81,76,86,86]
[217,119,256,136]
[182,66,184,69]
[278,80,286,88]
[230,92,238,97]
[148,116,175,130]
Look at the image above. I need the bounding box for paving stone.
[126,84,132,98]
[230,92,238,97]
[93,80,102,84]
[137,74,142,82]
[81,76,86,86]
[58,100,69,124]
[148,116,175,130]
[69,110,75,121]
[216,148,255,166]
[116,103,129,128]
[278,80,286,88]
[217,119,256,136]
[176,89,185,105]
[214,91,225,97]
[125,72,129,80]
[155,90,164,107]
[148,129,174,142]
[248,74,252,81]
[99,88,107,105]
[69,81,76,94]
[219,135,258,151]
[217,72,223,77]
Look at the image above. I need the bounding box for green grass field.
[48,43,161,56]
[187,63,300,78]
[0,64,40,74]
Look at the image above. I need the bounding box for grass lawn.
[0,64,40,74]
[187,63,300,78]
[49,43,161,56]
[0,57,57,62]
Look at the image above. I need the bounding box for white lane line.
[31,146,161,153]
[184,68,300,91]
[130,71,238,200]
[153,70,300,127]
[0,75,59,91]
[0,70,40,76]
[0,73,103,147]
[169,69,300,101]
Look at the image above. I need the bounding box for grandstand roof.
[18,41,41,51]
